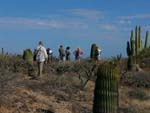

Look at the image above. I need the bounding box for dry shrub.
[121,71,150,88]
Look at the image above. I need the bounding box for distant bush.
[0,54,36,75]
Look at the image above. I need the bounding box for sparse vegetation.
[0,52,150,113]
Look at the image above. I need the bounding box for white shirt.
[98,48,102,56]
[36,45,48,62]
[49,49,53,54]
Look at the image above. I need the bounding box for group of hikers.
[30,41,102,77]
[34,41,84,63]
[58,45,84,62]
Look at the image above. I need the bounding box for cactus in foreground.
[23,49,33,63]
[144,31,149,48]
[93,63,119,113]
[90,43,97,59]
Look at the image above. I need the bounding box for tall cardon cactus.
[126,26,148,70]
[144,31,149,48]
[135,26,143,56]
[93,63,119,113]
[138,26,143,51]
[126,31,136,70]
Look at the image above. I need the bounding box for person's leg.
[47,55,50,63]
[50,55,53,62]
[68,56,71,62]
[66,56,68,61]
[60,55,63,61]
[77,56,80,63]
[37,62,40,76]
[63,56,65,61]
[39,62,44,76]
[96,56,99,64]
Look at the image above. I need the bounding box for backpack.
[36,47,43,62]
[46,48,50,55]
[76,50,80,56]
[59,48,65,57]
[76,49,83,56]
[66,50,70,56]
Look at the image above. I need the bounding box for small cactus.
[23,49,33,63]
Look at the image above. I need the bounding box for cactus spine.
[93,63,119,113]
[144,31,149,48]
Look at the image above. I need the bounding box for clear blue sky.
[0,0,150,58]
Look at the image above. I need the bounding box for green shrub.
[23,49,33,63]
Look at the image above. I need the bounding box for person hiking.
[47,48,53,63]
[65,46,71,61]
[95,46,102,64]
[58,45,65,61]
[36,41,48,77]
[97,47,102,60]
[73,48,83,62]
